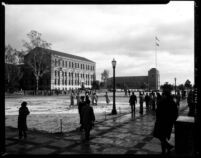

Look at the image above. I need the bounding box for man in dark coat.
[18,101,30,139]
[145,93,150,110]
[81,98,95,141]
[139,92,144,115]
[78,96,85,131]
[153,89,178,154]
[129,92,137,117]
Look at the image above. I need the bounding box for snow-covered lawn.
[5,92,140,133]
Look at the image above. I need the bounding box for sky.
[5,1,194,85]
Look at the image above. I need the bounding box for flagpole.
[155,41,157,68]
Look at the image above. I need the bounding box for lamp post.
[174,77,177,95]
[111,58,117,115]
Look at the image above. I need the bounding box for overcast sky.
[5,2,194,85]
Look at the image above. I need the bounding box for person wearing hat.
[18,101,30,139]
[78,96,86,131]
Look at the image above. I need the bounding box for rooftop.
[29,47,95,63]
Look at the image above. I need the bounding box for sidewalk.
[4,100,189,155]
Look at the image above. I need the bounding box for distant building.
[22,47,96,90]
[107,68,160,91]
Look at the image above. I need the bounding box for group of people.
[129,91,165,116]
[70,90,99,106]
[17,88,195,154]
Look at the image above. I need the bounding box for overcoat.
[153,95,178,140]
[81,104,95,131]
[18,106,30,131]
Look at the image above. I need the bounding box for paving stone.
[135,150,149,154]
[64,135,81,141]
[6,143,34,154]
[90,137,114,144]
[6,131,17,138]
[28,135,54,144]
[142,143,161,153]
[60,151,80,154]
[117,140,138,148]
[49,140,75,148]
[71,143,100,154]
[6,140,15,146]
[95,126,113,130]
[101,131,120,138]
[27,147,56,154]
[149,137,160,144]
[101,147,127,154]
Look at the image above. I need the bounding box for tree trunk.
[36,76,39,95]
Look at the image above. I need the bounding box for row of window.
[54,58,95,71]
[55,70,94,79]
[55,79,92,86]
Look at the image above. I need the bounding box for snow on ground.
[5,92,141,133]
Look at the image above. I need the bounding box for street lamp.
[174,77,177,95]
[111,58,117,115]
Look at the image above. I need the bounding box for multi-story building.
[23,47,96,90]
[107,68,160,91]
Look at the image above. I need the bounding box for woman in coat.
[153,89,178,154]
[18,101,30,139]
[104,92,110,104]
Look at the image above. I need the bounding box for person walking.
[78,96,86,131]
[76,92,80,106]
[145,93,150,110]
[104,92,110,105]
[151,92,156,111]
[70,91,75,106]
[129,92,137,117]
[18,101,30,140]
[94,92,98,105]
[139,92,144,115]
[153,88,178,155]
[81,97,95,141]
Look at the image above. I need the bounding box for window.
[58,60,60,66]
[55,59,57,67]
[69,61,71,68]
[66,61,67,67]
[62,60,64,67]
[58,71,60,77]
[55,70,57,76]
[55,79,57,85]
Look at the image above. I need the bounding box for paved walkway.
[4,100,189,155]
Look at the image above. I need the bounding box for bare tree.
[5,45,23,92]
[101,69,109,88]
[23,30,52,91]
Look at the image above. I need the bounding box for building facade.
[107,68,160,91]
[23,47,96,90]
